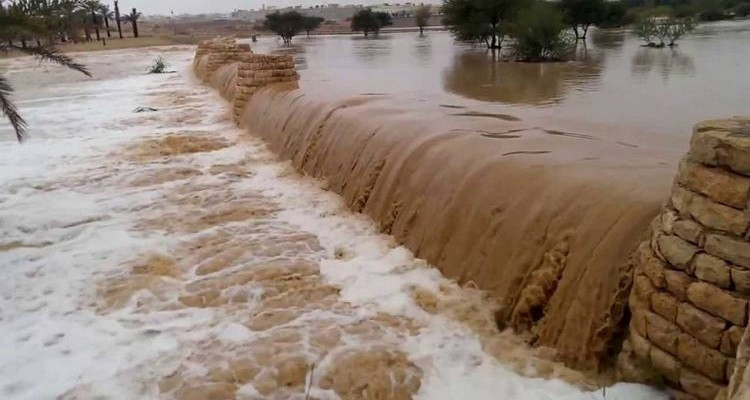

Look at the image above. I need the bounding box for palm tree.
[113,0,122,38]
[98,3,112,38]
[80,0,102,41]
[122,7,140,38]
[0,6,90,141]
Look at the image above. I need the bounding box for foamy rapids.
[0,46,664,400]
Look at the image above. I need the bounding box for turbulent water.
[227,76,676,370]
[0,47,666,399]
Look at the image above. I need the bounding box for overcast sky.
[122,1,439,16]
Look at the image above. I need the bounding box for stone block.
[665,269,694,301]
[641,246,668,288]
[720,325,744,356]
[657,234,699,271]
[630,291,650,337]
[705,234,750,270]
[678,333,728,381]
[680,367,723,400]
[674,219,705,245]
[727,358,736,382]
[650,345,681,383]
[659,209,679,235]
[630,324,652,359]
[671,186,749,236]
[687,281,748,326]
[676,302,726,348]
[732,268,750,294]
[666,388,701,400]
[634,274,657,304]
[646,311,681,354]
[677,159,750,209]
[652,291,679,322]
[689,118,750,177]
[694,253,731,288]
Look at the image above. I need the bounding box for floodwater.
[251,19,750,141]
[0,47,665,399]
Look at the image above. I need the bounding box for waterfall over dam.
[193,38,750,399]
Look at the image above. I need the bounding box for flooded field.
[252,19,750,141]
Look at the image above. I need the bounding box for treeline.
[263,8,397,43]
[613,0,750,24]
[0,0,142,47]
[443,0,747,60]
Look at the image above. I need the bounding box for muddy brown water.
[250,19,750,142]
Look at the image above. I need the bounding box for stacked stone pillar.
[193,38,299,123]
[193,38,253,81]
[232,54,297,123]
[621,118,750,400]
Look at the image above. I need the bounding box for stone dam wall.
[192,38,750,398]
[618,118,750,400]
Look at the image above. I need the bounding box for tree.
[80,0,103,41]
[99,4,113,38]
[114,0,123,38]
[122,7,140,38]
[0,6,90,141]
[600,1,629,28]
[560,0,607,40]
[351,8,393,36]
[264,11,305,44]
[302,16,324,36]
[635,10,695,47]
[415,5,431,35]
[442,0,522,49]
[510,2,574,61]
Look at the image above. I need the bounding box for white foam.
[0,48,667,400]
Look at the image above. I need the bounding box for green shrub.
[634,13,695,47]
[511,3,574,61]
[147,56,168,74]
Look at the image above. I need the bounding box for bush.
[147,57,168,74]
[634,10,696,47]
[351,9,393,36]
[511,3,574,61]
[737,3,750,16]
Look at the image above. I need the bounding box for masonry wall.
[619,118,750,400]
[193,38,298,123]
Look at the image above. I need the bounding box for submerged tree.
[442,0,522,49]
[635,10,695,47]
[0,7,90,141]
[302,15,324,36]
[415,5,432,35]
[264,11,305,44]
[510,2,575,61]
[351,8,393,36]
[560,0,607,40]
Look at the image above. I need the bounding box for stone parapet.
[619,118,750,400]
[192,38,298,123]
